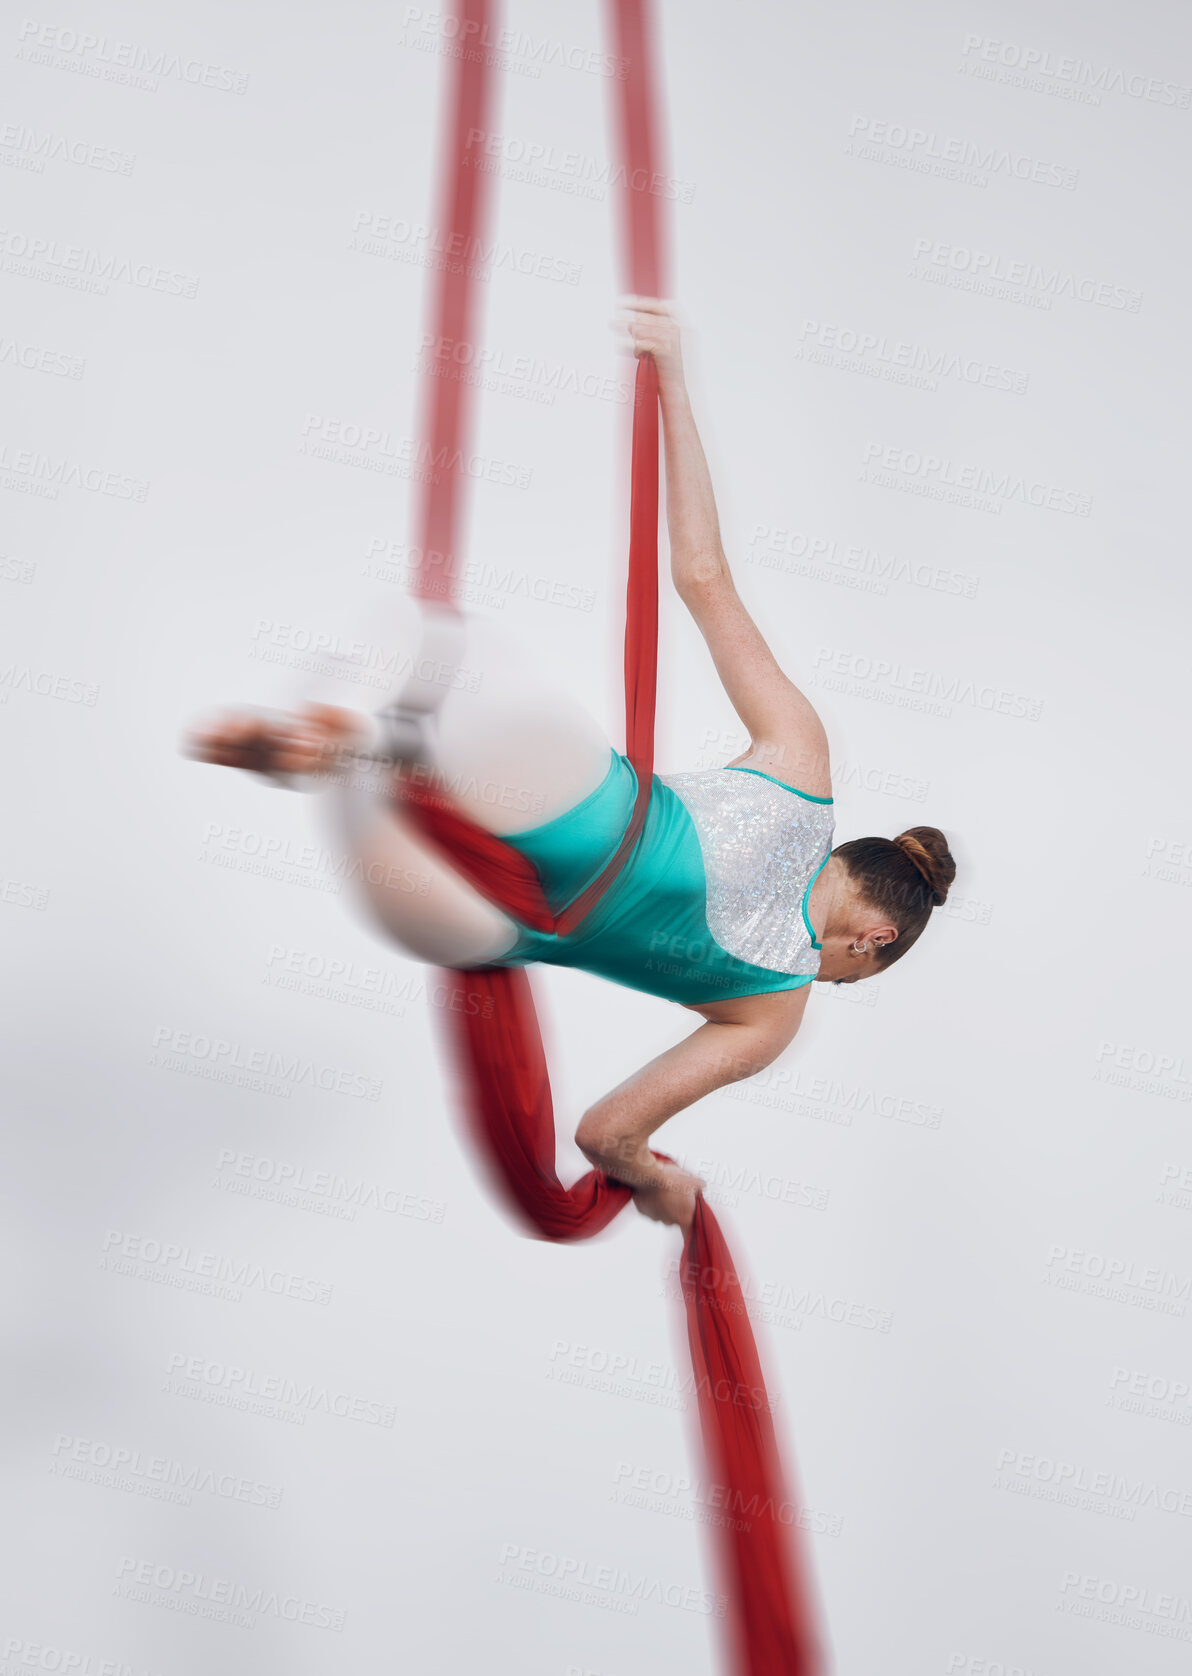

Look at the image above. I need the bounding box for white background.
[3,1,1191,1672]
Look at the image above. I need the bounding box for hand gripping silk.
[393,3,827,1671]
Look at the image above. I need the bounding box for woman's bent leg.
[328,756,522,966]
[429,607,612,834]
[319,597,613,963]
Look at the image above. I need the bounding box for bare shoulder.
[724,739,832,801]
[682,984,810,1039]
[679,572,832,799]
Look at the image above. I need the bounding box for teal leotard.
[473,748,835,1006]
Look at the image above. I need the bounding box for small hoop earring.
[851,940,869,955]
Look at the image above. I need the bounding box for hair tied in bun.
[893,828,953,908]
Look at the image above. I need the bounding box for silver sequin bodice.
[658,766,835,977]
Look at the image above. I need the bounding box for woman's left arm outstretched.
[576,986,808,1228]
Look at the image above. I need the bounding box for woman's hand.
[615,295,684,383]
[630,1162,704,1233]
[183,703,368,779]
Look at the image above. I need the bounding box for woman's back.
[480,750,835,1006]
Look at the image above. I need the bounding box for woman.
[187,299,956,1233]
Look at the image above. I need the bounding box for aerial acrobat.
[187,295,957,1233]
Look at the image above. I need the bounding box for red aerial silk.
[395,3,826,1671]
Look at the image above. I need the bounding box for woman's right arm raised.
[620,297,831,797]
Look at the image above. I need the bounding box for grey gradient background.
[2,0,1191,1672]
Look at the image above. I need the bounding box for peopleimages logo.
[909,237,1142,312]
[0,227,199,297]
[462,125,696,201]
[113,1556,346,1631]
[810,646,1043,722]
[163,1351,397,1427]
[149,1023,384,1100]
[796,318,1030,395]
[994,1446,1192,1518]
[400,6,629,78]
[496,1543,725,1617]
[861,440,1091,516]
[51,1432,283,1508]
[16,19,250,92]
[847,114,1079,190]
[1045,1244,1190,1315]
[99,1229,334,1307]
[959,33,1192,108]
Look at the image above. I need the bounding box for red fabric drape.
[394,3,826,1670]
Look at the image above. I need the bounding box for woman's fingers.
[631,1163,703,1229]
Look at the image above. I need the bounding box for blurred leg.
[321,597,613,963]
[328,755,521,965]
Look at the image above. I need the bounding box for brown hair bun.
[892,827,956,908]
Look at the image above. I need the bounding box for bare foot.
[183,703,371,780]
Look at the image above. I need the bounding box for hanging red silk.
[395,3,826,1670]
